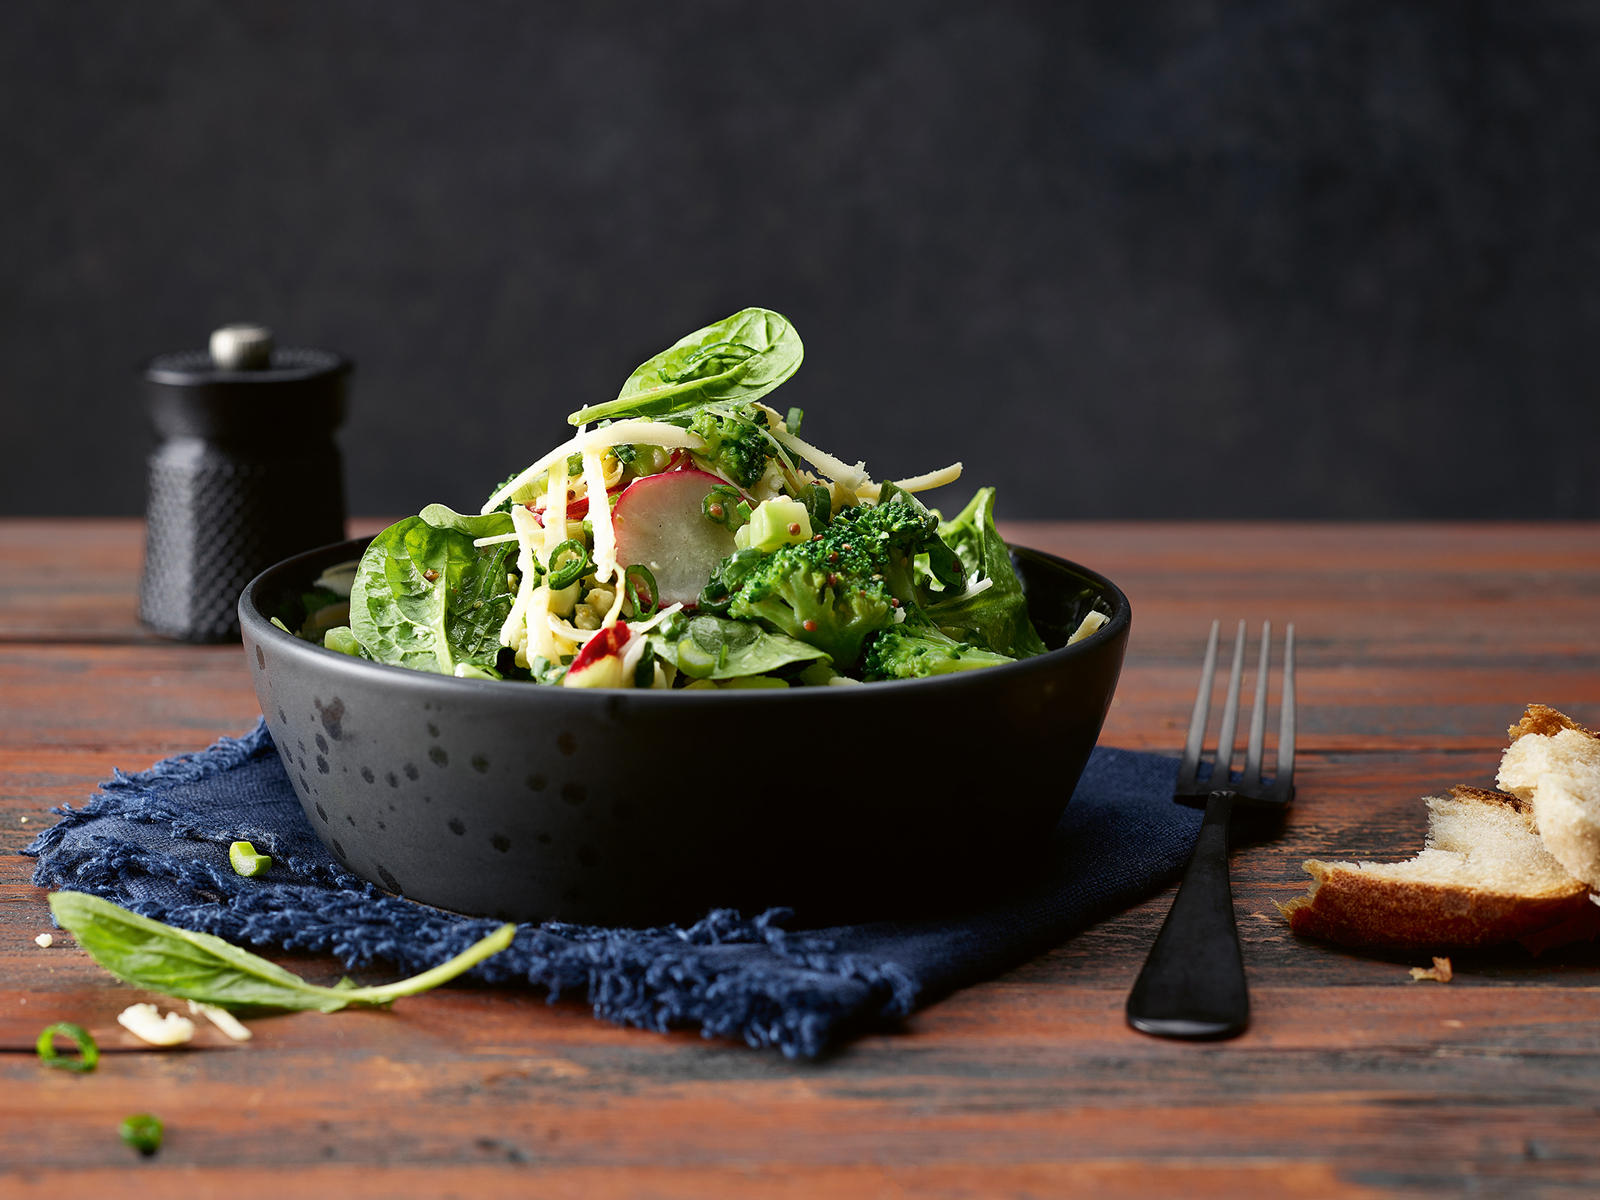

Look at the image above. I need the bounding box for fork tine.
[1240,621,1271,792]
[1211,620,1247,790]
[1273,622,1296,802]
[1174,620,1220,795]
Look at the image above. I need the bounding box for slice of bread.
[1278,786,1596,949]
[1496,704,1600,889]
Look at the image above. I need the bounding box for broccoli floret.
[704,541,895,669]
[825,484,965,606]
[860,624,1015,681]
[683,404,773,488]
[699,486,967,668]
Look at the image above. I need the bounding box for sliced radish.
[611,469,739,606]
[564,623,632,688]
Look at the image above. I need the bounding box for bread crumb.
[1410,956,1453,983]
[34,933,52,948]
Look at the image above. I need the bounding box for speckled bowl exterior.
[239,538,1130,927]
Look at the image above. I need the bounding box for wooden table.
[3,518,1598,1198]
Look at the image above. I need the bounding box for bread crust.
[1283,707,1600,953]
[1445,784,1530,814]
[1280,858,1591,949]
[1508,703,1599,743]
[1280,776,1593,950]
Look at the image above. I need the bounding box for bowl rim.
[240,535,1130,700]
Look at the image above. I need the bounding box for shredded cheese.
[523,587,568,665]
[543,455,569,564]
[187,1000,252,1042]
[548,612,603,646]
[481,421,706,515]
[626,602,684,634]
[600,580,627,628]
[938,577,994,605]
[620,627,650,680]
[499,505,542,649]
[856,462,964,501]
[117,1003,194,1047]
[472,531,521,548]
[1067,610,1109,645]
[765,425,871,491]
[520,460,569,666]
[582,448,617,584]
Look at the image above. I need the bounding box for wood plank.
[0,518,392,643]
[0,1162,1396,1200]
[5,519,1600,1196]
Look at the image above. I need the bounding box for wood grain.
[3,519,1599,1198]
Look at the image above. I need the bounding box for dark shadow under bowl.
[240,539,1130,927]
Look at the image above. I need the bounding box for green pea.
[229,841,272,878]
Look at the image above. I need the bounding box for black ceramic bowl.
[239,538,1130,927]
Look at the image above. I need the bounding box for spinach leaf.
[929,488,1048,659]
[448,540,516,666]
[417,503,513,540]
[349,509,517,675]
[568,308,803,425]
[48,892,514,1013]
[651,614,827,681]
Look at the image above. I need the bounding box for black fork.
[1125,619,1297,1040]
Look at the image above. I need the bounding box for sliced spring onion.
[229,841,272,877]
[623,564,660,619]
[546,540,590,591]
[119,1113,163,1156]
[36,1022,98,1073]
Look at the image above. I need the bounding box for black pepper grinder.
[138,324,352,643]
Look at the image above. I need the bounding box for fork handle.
[1126,790,1249,1039]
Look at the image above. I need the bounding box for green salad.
[302,308,1103,689]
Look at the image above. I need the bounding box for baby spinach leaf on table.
[349,510,517,675]
[650,615,828,681]
[929,488,1048,659]
[48,892,515,1013]
[568,308,803,425]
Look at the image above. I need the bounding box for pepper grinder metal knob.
[209,323,275,370]
[138,325,352,643]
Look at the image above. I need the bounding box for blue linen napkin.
[26,721,1200,1057]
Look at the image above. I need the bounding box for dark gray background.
[3,1,1596,520]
